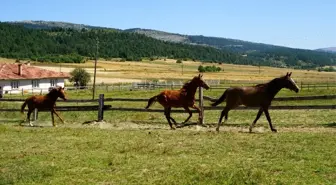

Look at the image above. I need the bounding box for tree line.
[0,23,240,64]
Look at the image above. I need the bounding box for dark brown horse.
[21,86,67,127]
[145,74,210,129]
[211,72,299,132]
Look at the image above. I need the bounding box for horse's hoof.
[249,127,253,133]
[272,129,277,133]
[216,128,219,132]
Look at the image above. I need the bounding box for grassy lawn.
[1,125,336,185]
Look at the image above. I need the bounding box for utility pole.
[258,61,260,74]
[182,62,184,75]
[92,37,99,100]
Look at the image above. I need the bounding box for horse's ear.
[289,72,292,77]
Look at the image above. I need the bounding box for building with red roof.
[0,63,70,95]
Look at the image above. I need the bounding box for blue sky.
[1,0,335,49]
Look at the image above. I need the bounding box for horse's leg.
[264,108,277,132]
[51,111,55,127]
[167,107,177,126]
[216,106,229,132]
[191,104,203,124]
[27,109,34,127]
[249,108,263,133]
[181,106,192,124]
[53,109,65,124]
[164,107,175,130]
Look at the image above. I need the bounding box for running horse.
[145,74,210,129]
[211,72,299,132]
[21,86,67,127]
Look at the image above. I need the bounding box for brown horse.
[211,72,299,132]
[145,74,210,129]
[21,86,67,127]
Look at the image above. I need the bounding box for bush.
[69,68,91,87]
[176,59,182,63]
[318,66,336,72]
[198,65,221,72]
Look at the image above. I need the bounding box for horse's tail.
[21,100,27,114]
[145,95,158,109]
[211,90,228,107]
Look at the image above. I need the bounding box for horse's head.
[193,74,210,90]
[49,86,67,100]
[279,72,300,93]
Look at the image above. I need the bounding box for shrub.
[69,68,91,87]
[198,65,221,72]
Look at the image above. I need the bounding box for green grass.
[1,125,336,185]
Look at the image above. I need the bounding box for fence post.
[98,94,104,122]
[327,82,329,89]
[33,108,38,121]
[300,82,303,90]
[198,87,204,125]
[22,88,24,96]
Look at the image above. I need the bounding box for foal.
[145,74,210,129]
[212,72,299,132]
[21,86,67,127]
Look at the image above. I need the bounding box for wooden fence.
[1,80,335,97]
[0,87,335,122]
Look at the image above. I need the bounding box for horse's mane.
[255,75,287,88]
[47,87,61,96]
[181,81,192,91]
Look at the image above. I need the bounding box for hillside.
[9,20,117,31]
[316,47,336,53]
[126,29,336,69]
[2,21,336,69]
[0,22,240,63]
[124,28,188,43]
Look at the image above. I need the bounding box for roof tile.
[0,63,70,80]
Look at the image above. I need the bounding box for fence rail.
[1,80,336,97]
[1,89,335,122]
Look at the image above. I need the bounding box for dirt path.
[14,120,336,133]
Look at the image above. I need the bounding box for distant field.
[2,58,335,84]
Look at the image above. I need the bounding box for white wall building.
[0,63,70,95]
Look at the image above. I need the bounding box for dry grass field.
[2,58,335,84]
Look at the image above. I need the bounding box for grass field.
[1,58,336,184]
[3,58,336,84]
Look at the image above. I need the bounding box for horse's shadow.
[18,125,45,128]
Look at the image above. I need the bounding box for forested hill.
[2,21,336,69]
[127,29,336,69]
[0,23,240,63]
